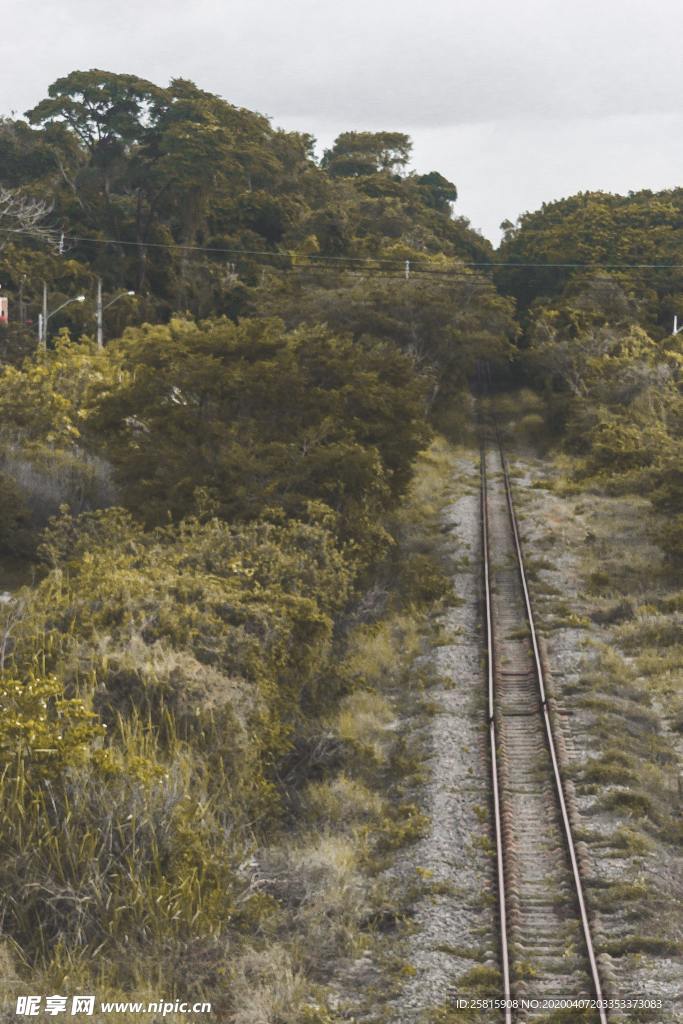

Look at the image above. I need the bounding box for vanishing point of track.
[480,404,608,1023]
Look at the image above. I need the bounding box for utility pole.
[41,281,48,349]
[95,284,134,347]
[38,285,86,349]
[18,275,25,325]
[96,277,103,348]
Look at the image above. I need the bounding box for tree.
[9,69,493,329]
[0,119,57,188]
[526,278,673,401]
[322,132,412,178]
[26,69,168,162]
[415,171,458,213]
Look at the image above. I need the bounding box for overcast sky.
[2,0,682,241]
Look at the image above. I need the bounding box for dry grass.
[256,831,372,971]
[342,614,422,688]
[228,947,322,1024]
[397,435,461,527]
[304,774,385,828]
[335,690,396,764]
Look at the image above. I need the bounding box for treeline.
[497,191,683,561]
[0,69,492,342]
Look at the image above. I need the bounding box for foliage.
[0,337,117,523]
[252,268,517,419]
[321,131,412,177]
[0,498,353,985]
[521,268,683,562]
[0,673,102,780]
[496,189,683,333]
[88,316,430,554]
[0,336,116,449]
[0,419,461,1010]
[8,63,681,1017]
[0,728,248,981]
[27,503,351,730]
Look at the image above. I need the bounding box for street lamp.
[96,277,135,347]
[39,285,86,348]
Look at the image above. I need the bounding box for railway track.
[480,408,608,1023]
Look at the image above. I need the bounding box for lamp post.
[96,278,135,348]
[39,282,86,349]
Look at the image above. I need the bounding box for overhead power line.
[4,225,683,272]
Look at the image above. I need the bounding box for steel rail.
[480,436,513,1024]
[497,444,608,1024]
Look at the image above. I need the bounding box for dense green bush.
[252,270,517,415]
[89,317,430,560]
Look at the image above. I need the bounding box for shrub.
[0,338,118,527]
[587,415,656,473]
[0,673,102,780]
[91,318,430,562]
[517,412,548,448]
[0,470,32,555]
[397,552,451,605]
[658,513,683,565]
